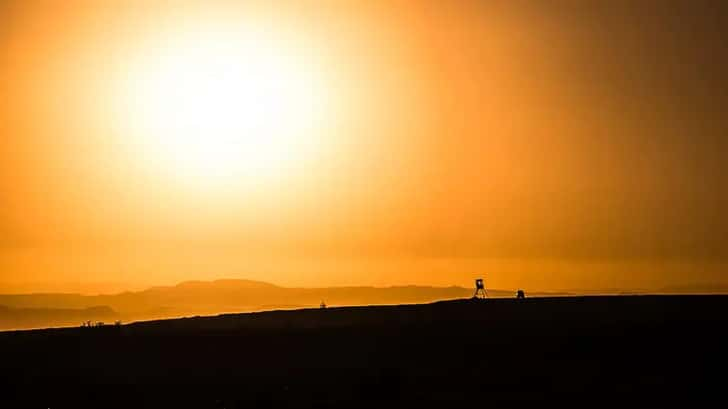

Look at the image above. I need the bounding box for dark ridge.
[1,279,558,330]
[1,295,726,407]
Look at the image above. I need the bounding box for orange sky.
[1,1,726,293]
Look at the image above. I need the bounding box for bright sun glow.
[122,24,329,190]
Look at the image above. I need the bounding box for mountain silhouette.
[0,304,117,330]
[0,279,563,330]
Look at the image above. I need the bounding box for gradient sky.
[1,1,727,293]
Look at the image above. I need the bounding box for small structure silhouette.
[320,300,327,309]
[82,320,106,328]
[516,289,525,299]
[473,278,488,299]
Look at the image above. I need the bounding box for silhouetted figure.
[516,289,525,299]
[473,278,488,299]
[320,300,327,309]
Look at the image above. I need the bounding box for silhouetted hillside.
[0,279,558,330]
[1,296,726,408]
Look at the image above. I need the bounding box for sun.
[120,24,329,190]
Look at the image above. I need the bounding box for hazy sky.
[1,1,726,293]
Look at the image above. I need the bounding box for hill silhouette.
[0,279,562,330]
[1,295,726,408]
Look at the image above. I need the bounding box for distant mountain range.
[0,279,555,331]
[6,278,723,331]
[0,305,117,331]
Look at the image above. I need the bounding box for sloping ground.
[1,295,726,408]
[0,279,557,329]
[0,280,519,312]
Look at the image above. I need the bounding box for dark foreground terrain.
[2,295,727,408]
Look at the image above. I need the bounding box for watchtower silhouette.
[473,278,488,299]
